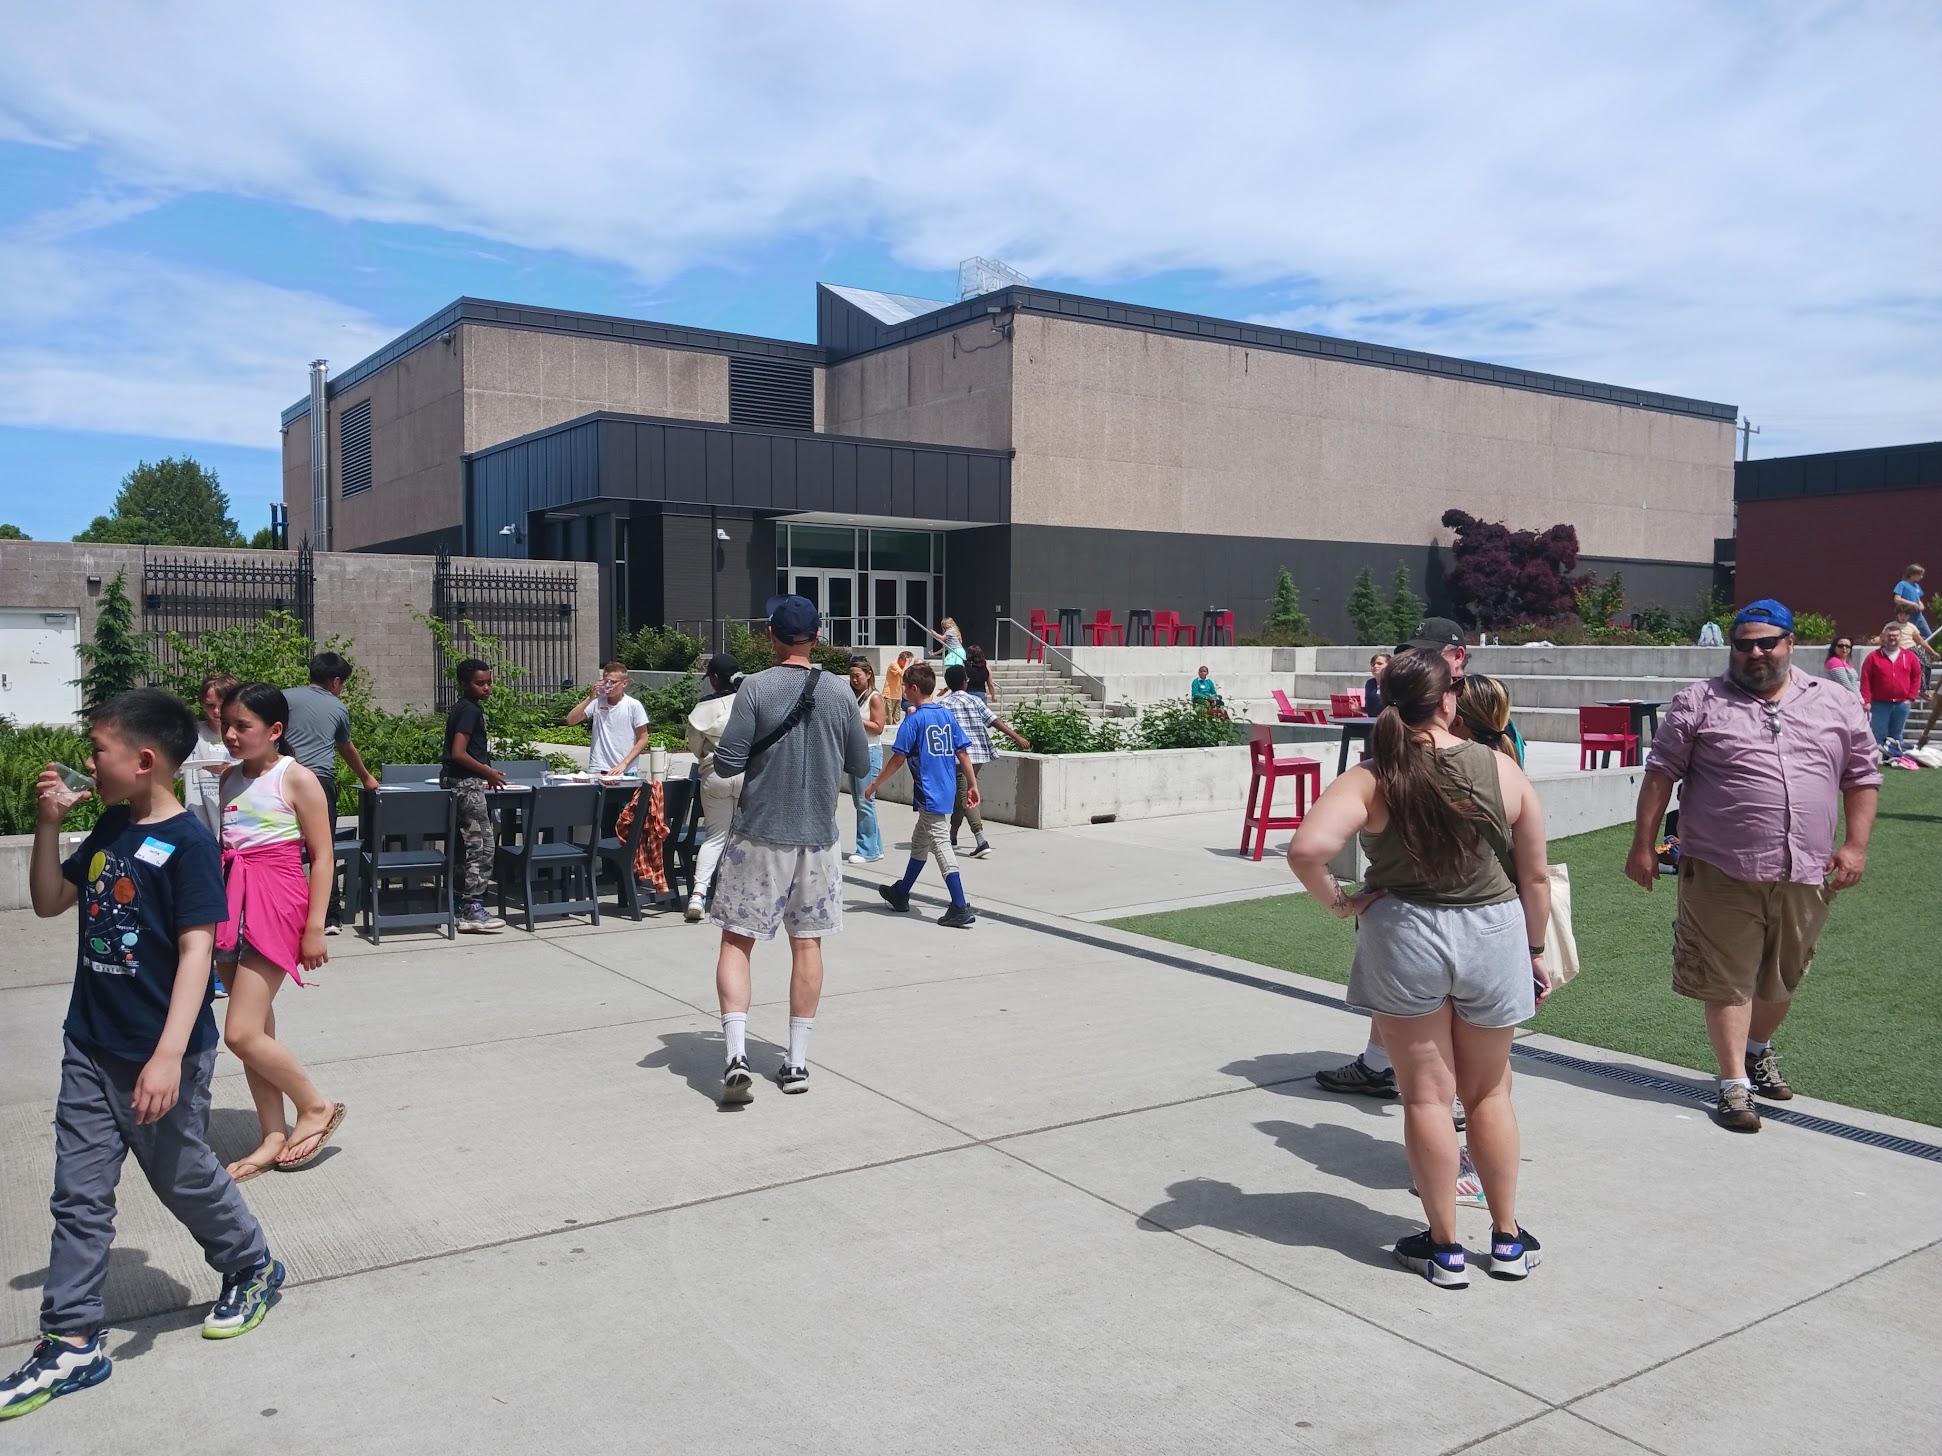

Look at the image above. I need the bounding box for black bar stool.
[1124,608,1154,646]
[1200,608,1224,646]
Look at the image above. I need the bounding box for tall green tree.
[247,524,280,550]
[0,523,28,540]
[74,457,244,548]
[1386,564,1427,642]
[72,571,154,709]
[1265,566,1310,635]
[1345,566,1389,644]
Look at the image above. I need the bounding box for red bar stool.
[1241,725,1320,861]
[1027,609,1060,662]
[1083,610,1125,646]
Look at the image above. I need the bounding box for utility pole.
[1738,417,1761,461]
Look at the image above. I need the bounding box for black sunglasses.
[1730,635,1788,654]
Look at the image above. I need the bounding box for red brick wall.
[1736,486,1942,639]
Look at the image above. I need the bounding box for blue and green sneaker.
[0,1333,111,1419]
[202,1257,285,1339]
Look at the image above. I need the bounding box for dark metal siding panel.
[705,431,734,504]
[889,449,915,518]
[1735,440,1942,501]
[945,455,968,519]
[967,457,1007,522]
[913,451,946,520]
[667,427,707,504]
[796,437,833,512]
[857,447,892,516]
[731,431,772,507]
[832,442,858,515]
[769,436,797,511]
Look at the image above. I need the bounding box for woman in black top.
[964,644,994,702]
[1362,652,1390,715]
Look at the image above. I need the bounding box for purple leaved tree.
[1439,511,1588,628]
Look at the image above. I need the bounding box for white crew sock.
[788,1016,814,1069]
[1719,1076,1751,1090]
[1745,1038,1771,1055]
[1361,1038,1392,1074]
[722,1012,747,1065]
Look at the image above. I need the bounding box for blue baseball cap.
[1732,599,1795,633]
[765,594,821,642]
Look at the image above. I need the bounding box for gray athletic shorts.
[1347,894,1534,1029]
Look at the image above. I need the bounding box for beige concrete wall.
[280,420,310,548]
[823,325,1014,451]
[0,542,598,715]
[459,323,730,455]
[325,335,468,550]
[1007,315,1735,563]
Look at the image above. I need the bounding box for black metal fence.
[142,547,315,683]
[431,552,579,706]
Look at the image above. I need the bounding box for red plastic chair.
[1578,705,1639,769]
[1027,609,1060,663]
[1329,693,1365,720]
[1241,725,1321,861]
[1083,610,1125,646]
[1213,609,1236,644]
[1154,610,1197,646]
[1293,707,1328,725]
[1273,689,1301,723]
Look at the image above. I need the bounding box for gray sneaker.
[1315,1056,1397,1099]
[457,901,504,934]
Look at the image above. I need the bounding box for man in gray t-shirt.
[707,597,871,1106]
[284,653,379,932]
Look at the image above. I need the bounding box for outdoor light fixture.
[715,528,731,542]
[497,523,524,546]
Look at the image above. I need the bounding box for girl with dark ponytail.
[1288,648,1552,1289]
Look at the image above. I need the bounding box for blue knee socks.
[945,871,965,907]
[896,858,924,893]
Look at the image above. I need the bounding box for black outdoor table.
[1201,608,1233,646]
[1333,716,1378,776]
[1124,608,1154,646]
[1596,699,1669,748]
[1056,607,1082,646]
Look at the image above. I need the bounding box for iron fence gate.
[431,551,578,706]
[142,547,315,683]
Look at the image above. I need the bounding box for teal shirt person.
[1191,671,1219,703]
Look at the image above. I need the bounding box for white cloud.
[0,0,1937,452]
[0,240,393,446]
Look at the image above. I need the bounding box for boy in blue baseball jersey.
[865,661,980,927]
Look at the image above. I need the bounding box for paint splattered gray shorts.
[708,834,845,940]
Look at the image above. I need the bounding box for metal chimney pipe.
[308,360,329,550]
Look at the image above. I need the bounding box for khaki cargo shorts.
[1672,857,1833,1006]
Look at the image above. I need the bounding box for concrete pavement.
[1,802,1937,1454]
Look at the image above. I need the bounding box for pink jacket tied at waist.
[216,840,313,985]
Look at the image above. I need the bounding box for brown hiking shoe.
[1746,1046,1793,1101]
[1715,1083,1761,1132]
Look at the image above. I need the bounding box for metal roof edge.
[282,298,825,427]
[825,284,1738,422]
[463,409,1016,462]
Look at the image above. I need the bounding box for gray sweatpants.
[42,1036,269,1335]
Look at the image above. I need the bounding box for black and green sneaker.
[0,1333,111,1420]
[202,1257,285,1339]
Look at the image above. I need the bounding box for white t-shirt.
[586,691,650,772]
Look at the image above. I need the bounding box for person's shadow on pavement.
[1254,1118,1406,1193]
[1137,1179,1419,1268]
[9,1247,198,1361]
[638,1028,776,1110]
[1220,1051,1400,1121]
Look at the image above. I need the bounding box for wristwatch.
[1528,945,1545,956]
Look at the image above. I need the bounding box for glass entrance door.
[873,574,930,648]
[792,571,859,646]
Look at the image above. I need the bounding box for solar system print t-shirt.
[61,807,227,1061]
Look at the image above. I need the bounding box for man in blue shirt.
[6,689,283,1423]
[866,661,980,927]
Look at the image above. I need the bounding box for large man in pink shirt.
[1626,599,1880,1133]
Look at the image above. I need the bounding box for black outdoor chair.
[360,789,457,944]
[498,759,549,783]
[661,775,703,909]
[496,784,601,931]
[380,763,442,785]
[596,783,657,922]
[332,823,364,926]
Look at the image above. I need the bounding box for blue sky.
[1,2,1936,541]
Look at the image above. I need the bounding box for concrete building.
[282,286,1738,652]
[1734,439,1942,638]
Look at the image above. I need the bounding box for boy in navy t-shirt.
[865,661,979,927]
[2,690,282,1423]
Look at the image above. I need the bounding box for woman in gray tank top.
[1288,650,1553,1289]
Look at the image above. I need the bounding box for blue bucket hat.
[1732,599,1794,633]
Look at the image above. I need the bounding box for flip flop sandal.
[274,1102,347,1171]
[230,1158,279,1184]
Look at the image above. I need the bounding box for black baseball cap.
[765,594,821,642]
[1398,617,1466,652]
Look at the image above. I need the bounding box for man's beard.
[1729,655,1787,695]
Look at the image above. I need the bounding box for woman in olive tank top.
[1288,651,1553,1289]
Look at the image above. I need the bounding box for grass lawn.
[1108,766,1942,1127]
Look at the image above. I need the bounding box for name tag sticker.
[134,837,175,867]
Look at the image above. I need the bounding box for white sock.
[1745,1038,1771,1055]
[722,1012,747,1065]
[1719,1075,1751,1090]
[788,1016,814,1069]
[1361,1038,1392,1074]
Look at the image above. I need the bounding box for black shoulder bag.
[747,668,824,764]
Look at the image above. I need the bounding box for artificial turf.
[1108,765,1942,1127]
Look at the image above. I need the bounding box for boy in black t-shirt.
[442,657,507,932]
[2,690,282,1423]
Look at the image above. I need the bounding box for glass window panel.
[870,529,931,573]
[789,525,855,569]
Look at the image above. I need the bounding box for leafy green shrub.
[1134,698,1243,750]
[1343,564,1424,645]
[159,611,364,708]
[0,720,105,835]
[1010,699,1112,755]
[1265,566,1311,636]
[618,624,705,672]
[1239,623,1330,647]
[1573,572,1626,629]
[1793,612,1837,644]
